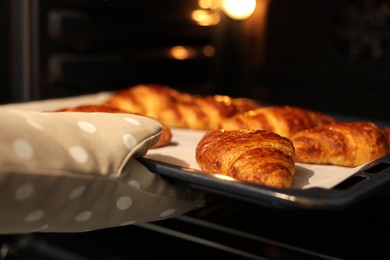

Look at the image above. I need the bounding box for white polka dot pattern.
[75,211,92,222]
[0,109,201,233]
[77,121,96,133]
[34,224,49,231]
[116,196,133,210]
[128,180,140,189]
[160,208,176,218]
[120,220,136,226]
[69,146,89,164]
[124,117,141,125]
[69,185,86,200]
[13,139,33,159]
[14,183,35,201]
[25,209,44,222]
[123,134,137,149]
[2,110,163,176]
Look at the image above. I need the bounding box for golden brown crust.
[291,122,389,167]
[381,127,390,146]
[105,84,260,130]
[151,125,172,148]
[220,106,335,138]
[54,104,172,148]
[195,129,295,188]
[105,84,183,119]
[56,104,125,113]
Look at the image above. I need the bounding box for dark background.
[1,0,389,122]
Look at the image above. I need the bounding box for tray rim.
[139,153,390,209]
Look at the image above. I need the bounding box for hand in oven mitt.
[0,110,203,234]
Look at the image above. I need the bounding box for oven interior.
[1,0,390,259]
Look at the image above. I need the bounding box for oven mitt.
[0,110,203,234]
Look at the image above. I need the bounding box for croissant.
[105,84,260,130]
[382,127,390,146]
[54,104,172,148]
[196,129,296,188]
[220,105,335,138]
[290,122,389,167]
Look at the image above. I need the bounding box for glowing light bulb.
[192,9,220,26]
[170,46,190,60]
[222,0,256,20]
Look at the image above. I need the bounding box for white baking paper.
[145,128,366,189]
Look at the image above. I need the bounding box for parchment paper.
[145,128,366,189]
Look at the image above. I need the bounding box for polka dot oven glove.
[0,110,203,234]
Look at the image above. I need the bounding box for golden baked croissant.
[196,129,296,188]
[382,127,390,146]
[54,104,172,148]
[290,122,389,167]
[220,105,335,138]
[105,84,260,130]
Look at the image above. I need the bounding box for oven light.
[222,0,256,20]
[170,46,191,60]
[170,46,199,60]
[192,9,220,26]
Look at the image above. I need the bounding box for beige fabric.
[0,110,203,234]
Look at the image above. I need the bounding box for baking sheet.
[3,93,390,208]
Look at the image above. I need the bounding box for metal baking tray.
[139,154,390,209]
[3,92,390,210]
